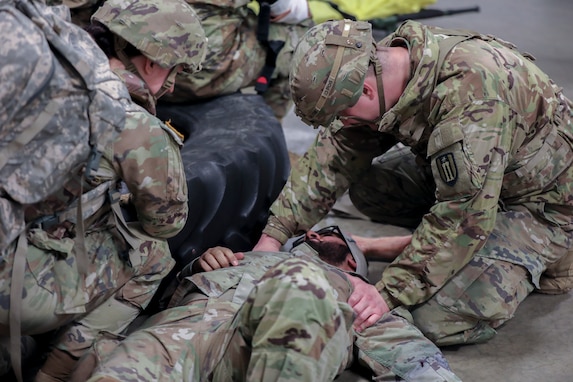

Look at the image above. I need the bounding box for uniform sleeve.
[112,109,188,238]
[377,101,520,308]
[263,124,390,243]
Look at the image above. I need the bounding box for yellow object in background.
[249,0,437,23]
[308,0,436,23]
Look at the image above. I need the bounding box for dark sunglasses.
[291,225,346,249]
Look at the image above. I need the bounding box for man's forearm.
[260,214,295,244]
[253,233,282,252]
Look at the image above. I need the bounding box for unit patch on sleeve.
[435,153,458,186]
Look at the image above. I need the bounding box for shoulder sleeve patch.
[435,152,458,186]
[428,125,475,200]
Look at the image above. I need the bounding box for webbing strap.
[313,20,352,117]
[74,180,89,275]
[9,233,27,382]
[114,35,142,86]
[372,51,385,116]
[56,181,112,223]
[254,2,284,94]
[109,189,158,268]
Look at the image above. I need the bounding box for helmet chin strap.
[357,44,386,127]
[310,20,353,124]
[114,35,140,76]
[371,45,386,120]
[153,66,178,99]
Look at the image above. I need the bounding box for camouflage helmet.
[92,0,206,73]
[290,19,384,128]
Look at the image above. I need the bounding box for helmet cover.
[92,0,206,73]
[290,19,375,128]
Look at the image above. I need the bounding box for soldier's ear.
[347,254,357,272]
[362,78,376,100]
[144,57,156,74]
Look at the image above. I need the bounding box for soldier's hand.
[198,246,245,272]
[347,274,390,332]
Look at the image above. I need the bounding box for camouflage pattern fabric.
[20,92,188,379]
[289,19,375,128]
[0,0,128,250]
[1,30,188,382]
[263,20,573,344]
[53,0,103,27]
[91,0,207,73]
[0,0,196,378]
[0,97,187,361]
[100,102,188,239]
[54,0,306,117]
[81,244,461,381]
[161,0,312,118]
[409,256,534,346]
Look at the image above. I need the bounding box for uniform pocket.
[27,228,74,294]
[436,256,532,322]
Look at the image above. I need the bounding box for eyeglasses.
[291,225,347,249]
[314,225,344,239]
[291,225,368,278]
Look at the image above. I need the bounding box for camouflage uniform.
[263,20,573,345]
[160,0,312,118]
[52,0,307,117]
[0,41,183,382]
[0,0,206,379]
[82,243,460,381]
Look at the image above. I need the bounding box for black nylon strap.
[255,2,284,94]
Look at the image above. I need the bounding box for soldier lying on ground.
[70,225,460,381]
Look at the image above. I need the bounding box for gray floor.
[281,0,573,380]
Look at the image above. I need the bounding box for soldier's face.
[304,230,354,271]
[138,57,176,95]
[338,76,381,130]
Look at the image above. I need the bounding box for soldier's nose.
[306,231,319,240]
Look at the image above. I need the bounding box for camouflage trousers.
[0,224,174,375]
[349,144,436,229]
[350,145,572,345]
[81,257,461,381]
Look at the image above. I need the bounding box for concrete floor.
[281,0,573,380]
